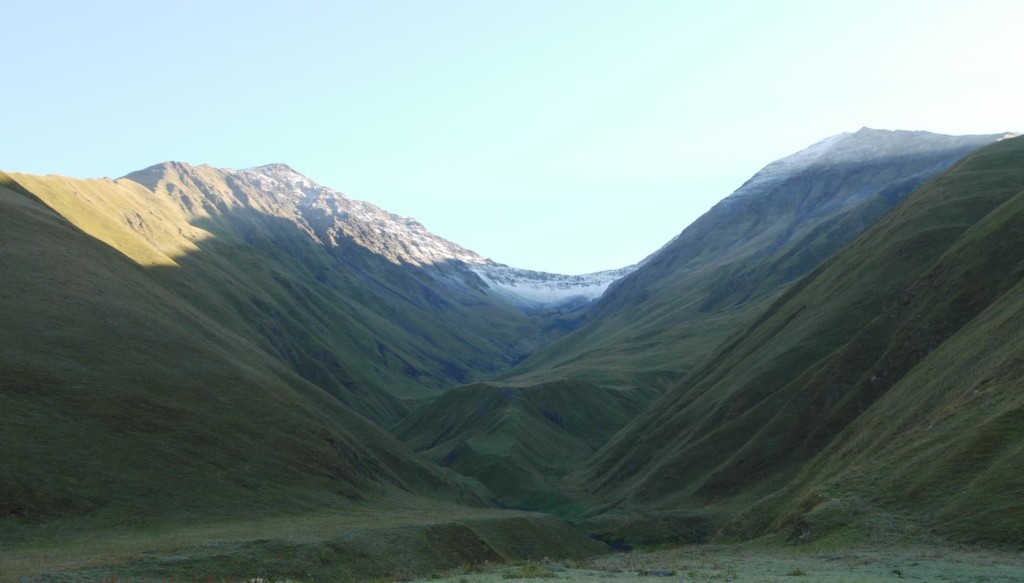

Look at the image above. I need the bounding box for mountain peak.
[129,160,195,175]
[241,163,318,187]
[118,159,635,304]
[725,129,1006,203]
[247,162,299,174]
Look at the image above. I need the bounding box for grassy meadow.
[0,500,604,582]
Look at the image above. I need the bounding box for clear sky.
[4,1,1022,274]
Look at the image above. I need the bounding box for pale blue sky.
[4,0,1022,273]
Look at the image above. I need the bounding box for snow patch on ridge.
[726,128,1010,204]
[726,132,851,202]
[235,164,636,306]
[238,163,485,267]
[472,264,637,305]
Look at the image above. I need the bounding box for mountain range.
[2,127,1022,579]
[397,128,1013,512]
[571,131,1024,546]
[8,161,633,425]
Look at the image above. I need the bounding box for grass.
[564,136,1024,546]
[0,163,607,514]
[393,379,660,513]
[392,131,993,516]
[0,168,602,580]
[502,563,558,579]
[504,132,997,391]
[409,544,1024,583]
[7,163,575,425]
[5,135,1024,580]
[426,132,1011,527]
[0,503,604,581]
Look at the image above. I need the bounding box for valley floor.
[7,525,1024,582]
[0,501,601,582]
[419,544,1024,583]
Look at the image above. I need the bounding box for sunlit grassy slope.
[11,164,574,424]
[569,136,1024,546]
[0,171,474,521]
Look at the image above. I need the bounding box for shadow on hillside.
[595,148,978,318]
[133,204,587,425]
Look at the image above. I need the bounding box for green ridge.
[0,174,477,523]
[0,171,602,580]
[10,165,577,425]
[570,136,1024,546]
[395,379,658,512]
[509,130,1003,389]
[405,130,1003,521]
[5,129,1022,577]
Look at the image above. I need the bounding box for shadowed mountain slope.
[0,171,606,579]
[401,129,1007,515]
[0,171,477,520]
[8,163,603,424]
[509,129,1008,389]
[569,135,1024,545]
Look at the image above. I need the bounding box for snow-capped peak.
[229,164,636,306]
[726,128,1010,203]
[725,132,852,202]
[233,164,486,267]
[240,163,337,203]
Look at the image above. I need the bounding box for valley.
[3,129,1024,581]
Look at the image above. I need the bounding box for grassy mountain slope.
[402,130,1004,518]
[0,170,606,579]
[569,136,1024,545]
[0,171,482,524]
[395,380,659,511]
[10,164,572,424]
[509,129,1004,389]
